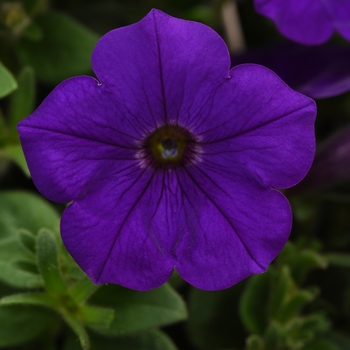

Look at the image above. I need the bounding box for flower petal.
[254,0,333,45]
[326,0,350,42]
[231,44,350,99]
[61,167,180,291]
[17,76,140,203]
[92,9,230,129]
[175,164,291,290]
[194,64,316,189]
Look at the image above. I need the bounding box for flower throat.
[141,124,199,169]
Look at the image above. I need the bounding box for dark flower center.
[140,124,199,169]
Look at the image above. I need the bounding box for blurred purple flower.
[231,43,350,99]
[17,10,316,291]
[254,0,350,45]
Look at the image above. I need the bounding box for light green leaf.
[17,228,36,256]
[8,66,35,137]
[0,62,17,98]
[0,260,42,288]
[61,308,90,350]
[0,304,56,347]
[0,191,60,240]
[16,11,99,83]
[0,292,58,309]
[79,305,114,328]
[90,283,187,336]
[69,275,100,304]
[37,228,67,295]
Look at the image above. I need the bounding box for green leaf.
[1,143,30,176]
[37,228,67,295]
[246,335,264,350]
[16,11,99,84]
[64,329,178,350]
[17,228,36,256]
[79,304,114,328]
[69,275,100,304]
[326,332,350,349]
[325,253,350,268]
[0,305,56,347]
[187,283,246,350]
[304,339,341,350]
[61,308,90,350]
[0,292,58,309]
[0,260,42,288]
[239,271,271,335]
[278,288,319,324]
[0,62,17,98]
[268,266,293,318]
[90,283,187,336]
[91,329,178,350]
[0,191,59,240]
[8,66,35,137]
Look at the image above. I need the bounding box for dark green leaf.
[64,329,178,350]
[37,228,67,295]
[0,305,56,346]
[188,283,246,350]
[304,339,341,350]
[90,283,187,336]
[16,11,99,83]
[8,66,35,137]
[0,62,17,98]
[239,271,271,335]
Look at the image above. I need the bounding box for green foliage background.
[1,1,350,349]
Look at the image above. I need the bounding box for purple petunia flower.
[17,9,316,291]
[231,43,350,99]
[254,0,350,45]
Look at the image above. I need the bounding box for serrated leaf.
[8,66,35,137]
[0,304,56,347]
[0,62,17,98]
[16,11,98,83]
[90,283,187,336]
[37,228,67,295]
[80,305,114,328]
